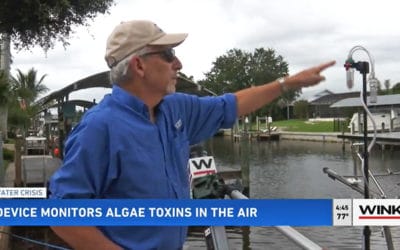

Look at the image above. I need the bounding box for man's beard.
[166,83,176,94]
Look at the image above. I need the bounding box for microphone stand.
[344,60,371,250]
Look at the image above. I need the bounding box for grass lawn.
[270,119,335,132]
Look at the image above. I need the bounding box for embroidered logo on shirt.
[174,119,182,130]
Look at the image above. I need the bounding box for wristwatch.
[277,77,288,92]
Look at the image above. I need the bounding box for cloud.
[10,0,400,102]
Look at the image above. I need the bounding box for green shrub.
[4,138,15,144]
[2,148,14,162]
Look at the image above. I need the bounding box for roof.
[36,71,110,107]
[45,100,97,110]
[310,91,360,105]
[35,71,216,110]
[330,94,400,108]
[297,89,334,102]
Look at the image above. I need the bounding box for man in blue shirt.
[49,20,334,249]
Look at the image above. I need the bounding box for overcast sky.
[11,0,400,102]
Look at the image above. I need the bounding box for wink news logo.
[358,202,400,220]
[353,199,400,225]
[189,156,217,178]
[190,158,214,171]
[360,205,400,215]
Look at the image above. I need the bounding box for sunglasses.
[140,48,176,63]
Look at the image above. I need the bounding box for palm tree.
[0,70,11,140]
[8,68,49,134]
[11,68,48,106]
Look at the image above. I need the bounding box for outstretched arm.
[235,61,335,116]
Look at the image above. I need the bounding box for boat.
[21,135,61,187]
[348,109,400,133]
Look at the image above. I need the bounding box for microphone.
[344,58,354,89]
[346,68,354,89]
[368,77,378,103]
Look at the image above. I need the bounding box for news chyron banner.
[353,199,400,226]
[331,199,400,226]
[0,187,46,199]
[1,188,400,226]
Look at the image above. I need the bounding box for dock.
[256,133,280,141]
[338,132,400,149]
[229,130,348,143]
[233,131,280,142]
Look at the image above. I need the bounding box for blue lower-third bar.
[0,199,332,226]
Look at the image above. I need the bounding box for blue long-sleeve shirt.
[49,85,237,249]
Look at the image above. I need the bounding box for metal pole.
[362,69,369,199]
[322,167,394,250]
[323,167,364,194]
[345,48,378,250]
[227,189,323,250]
[361,67,370,250]
[207,226,229,250]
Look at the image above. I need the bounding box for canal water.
[185,137,400,250]
[9,137,400,249]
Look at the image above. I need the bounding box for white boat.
[22,136,61,187]
[349,109,400,133]
[25,136,48,155]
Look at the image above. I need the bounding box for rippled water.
[185,137,400,249]
[9,137,399,249]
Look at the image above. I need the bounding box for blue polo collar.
[111,84,151,117]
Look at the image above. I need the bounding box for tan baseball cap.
[105,20,188,68]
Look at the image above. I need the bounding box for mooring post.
[14,135,23,187]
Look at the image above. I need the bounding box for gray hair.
[109,55,134,85]
[109,47,154,85]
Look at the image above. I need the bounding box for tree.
[11,68,48,106]
[0,0,114,138]
[1,34,11,138]
[0,71,10,105]
[0,0,114,50]
[8,68,49,134]
[392,82,400,94]
[0,70,11,139]
[200,49,252,94]
[383,79,391,95]
[199,48,299,120]
[293,100,309,119]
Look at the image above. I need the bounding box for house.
[297,89,334,103]
[296,89,360,118]
[331,94,400,133]
[309,91,361,118]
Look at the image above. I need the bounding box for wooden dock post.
[14,135,23,187]
[239,138,250,196]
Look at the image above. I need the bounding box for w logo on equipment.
[188,156,217,183]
